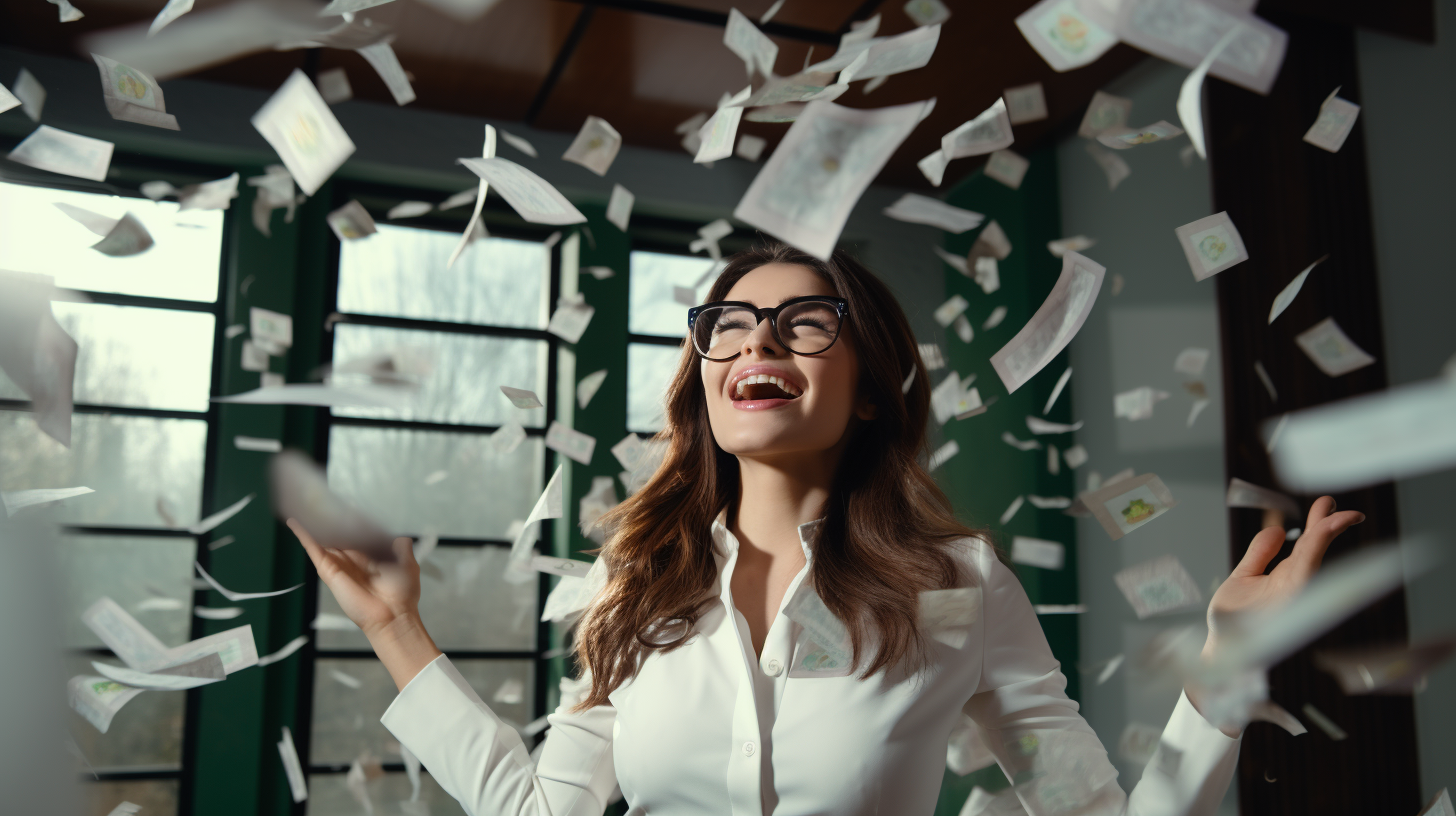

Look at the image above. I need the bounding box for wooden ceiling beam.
[525,3,599,125]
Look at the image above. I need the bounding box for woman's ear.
[855,399,878,420]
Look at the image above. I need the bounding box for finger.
[1304,496,1338,536]
[1234,526,1287,577]
[394,536,418,568]
[288,519,330,569]
[1288,508,1366,580]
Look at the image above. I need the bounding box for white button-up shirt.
[382,517,1240,816]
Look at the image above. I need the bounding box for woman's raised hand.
[288,518,422,637]
[1206,495,1366,653]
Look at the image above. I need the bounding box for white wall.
[1357,1,1456,799]
[0,47,949,340]
[1057,59,1236,813]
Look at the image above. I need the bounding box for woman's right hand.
[288,518,422,637]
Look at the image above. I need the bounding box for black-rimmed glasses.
[687,296,849,362]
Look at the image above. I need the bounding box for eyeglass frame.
[686,295,850,362]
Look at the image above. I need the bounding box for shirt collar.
[712,511,823,564]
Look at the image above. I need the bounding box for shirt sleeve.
[380,654,618,816]
[959,542,1241,816]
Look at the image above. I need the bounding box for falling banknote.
[1015,0,1119,73]
[1303,87,1361,153]
[1175,211,1248,281]
[991,251,1105,393]
[1082,473,1177,540]
[1294,317,1375,377]
[92,54,179,130]
[1114,555,1203,618]
[251,70,356,196]
[562,116,623,176]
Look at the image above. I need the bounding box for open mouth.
[732,374,802,401]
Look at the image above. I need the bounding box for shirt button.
[742,741,756,757]
[762,658,783,676]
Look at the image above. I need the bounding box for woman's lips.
[730,397,796,411]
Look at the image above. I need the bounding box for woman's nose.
[740,318,783,357]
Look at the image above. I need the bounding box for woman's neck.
[729,452,837,560]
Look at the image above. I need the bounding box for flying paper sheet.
[69,676,145,734]
[1176,25,1241,160]
[53,203,155,257]
[356,39,416,105]
[1011,536,1065,570]
[606,184,634,231]
[725,8,779,78]
[1027,495,1072,509]
[547,294,595,343]
[1026,416,1082,434]
[1044,367,1072,414]
[952,315,974,344]
[562,116,622,176]
[215,383,410,409]
[1063,444,1088,468]
[1268,255,1326,324]
[883,194,984,233]
[835,24,941,81]
[1083,473,1177,540]
[149,0,195,35]
[270,449,396,560]
[0,273,78,446]
[927,440,959,471]
[187,493,254,534]
[941,98,1014,160]
[1303,87,1360,152]
[932,245,968,275]
[48,0,84,21]
[546,421,596,465]
[498,130,537,158]
[696,106,744,164]
[511,465,564,561]
[278,726,309,803]
[1270,375,1456,492]
[916,149,949,186]
[386,201,432,220]
[1315,637,1456,695]
[1097,121,1186,150]
[0,81,19,115]
[1114,555,1202,618]
[327,200,377,241]
[1004,83,1048,125]
[1,486,93,516]
[446,125,498,268]
[577,369,608,409]
[316,67,352,104]
[1078,91,1132,138]
[1086,142,1131,190]
[1015,0,1119,72]
[1048,236,1095,257]
[7,125,114,182]
[1002,432,1041,452]
[983,149,1030,190]
[196,562,302,601]
[1295,317,1375,377]
[256,635,309,667]
[93,653,225,690]
[1225,477,1300,520]
[82,597,171,670]
[904,0,949,25]
[1175,211,1248,281]
[1115,0,1288,95]
[999,495,1025,524]
[458,157,587,225]
[251,70,355,196]
[991,251,1105,393]
[1174,347,1209,377]
[92,55,179,130]
[1114,386,1170,421]
[12,68,45,120]
[734,98,933,259]
[248,164,297,236]
[736,134,767,162]
[933,294,970,327]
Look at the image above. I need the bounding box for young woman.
[291,241,1364,816]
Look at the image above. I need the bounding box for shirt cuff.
[1166,689,1241,748]
[381,653,519,752]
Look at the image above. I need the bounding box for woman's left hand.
[1188,495,1365,735]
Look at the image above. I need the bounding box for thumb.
[393,536,417,567]
[1234,526,1286,578]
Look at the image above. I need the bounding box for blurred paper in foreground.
[991,251,1105,393]
[7,125,114,182]
[0,272,78,446]
[1315,637,1455,695]
[270,449,396,560]
[252,70,356,196]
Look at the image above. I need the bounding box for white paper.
[499,130,537,158]
[927,440,959,471]
[1004,82,1048,124]
[214,383,411,409]
[356,39,415,105]
[1043,367,1072,414]
[562,116,622,176]
[187,493,254,534]
[2,486,93,516]
[92,55,179,130]
[734,98,933,259]
[1011,536,1065,570]
[1002,432,1041,452]
[1177,25,1241,159]
[983,149,1030,189]
[251,70,356,196]
[1175,211,1248,281]
[1174,347,1209,377]
[1063,444,1088,468]
[1016,0,1119,72]
[13,68,45,121]
[510,465,564,560]
[1268,256,1326,324]
[1115,386,1170,421]
[725,8,779,78]
[1115,0,1288,95]
[1000,495,1025,524]
[458,156,587,225]
[193,606,244,620]
[883,194,984,233]
[196,561,302,601]
[0,81,19,115]
[278,726,309,802]
[500,385,542,409]
[7,125,114,182]
[1078,91,1132,137]
[606,184,634,231]
[547,295,595,343]
[1027,494,1072,509]
[69,675,144,734]
[149,0,196,35]
[1086,141,1131,190]
[1114,555,1203,618]
[941,98,1014,160]
[316,67,352,104]
[1295,317,1376,377]
[577,369,608,409]
[696,106,744,165]
[546,421,596,465]
[327,200,377,241]
[1303,87,1360,153]
[1027,416,1082,434]
[256,635,309,667]
[991,251,1105,393]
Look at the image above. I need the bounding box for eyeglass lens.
[693,300,841,359]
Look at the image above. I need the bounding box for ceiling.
[5,0,1340,191]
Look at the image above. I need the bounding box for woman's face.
[701,263,873,461]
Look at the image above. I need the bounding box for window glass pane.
[67,656,186,772]
[308,657,534,765]
[326,426,545,538]
[0,181,223,302]
[317,546,538,651]
[627,343,685,433]
[58,535,196,650]
[85,779,179,816]
[338,226,548,328]
[331,325,548,428]
[0,303,214,412]
[629,250,714,337]
[307,771,464,816]
[0,412,207,526]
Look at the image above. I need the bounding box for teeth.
[733,373,801,399]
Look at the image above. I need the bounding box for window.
[299,206,561,814]
[625,250,707,433]
[0,178,227,815]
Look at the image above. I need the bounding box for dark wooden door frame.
[1207,12,1421,815]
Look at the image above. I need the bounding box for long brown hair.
[574,240,989,709]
